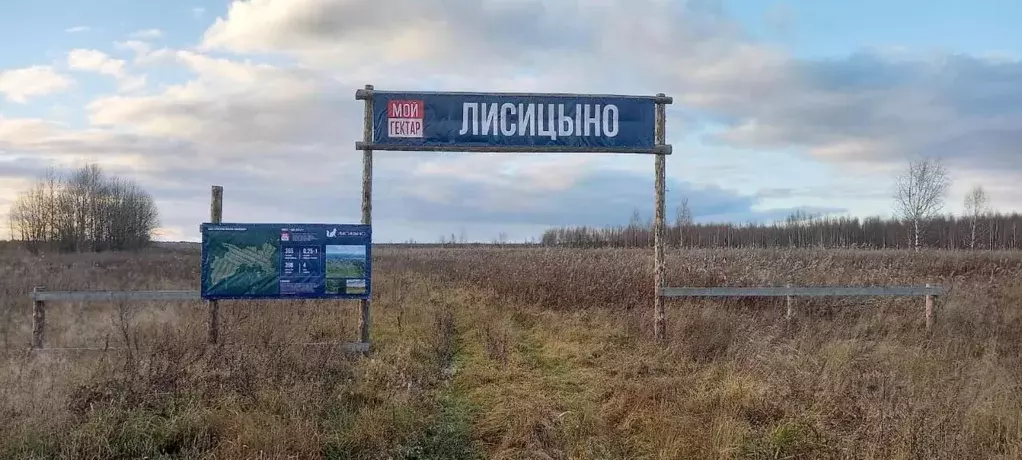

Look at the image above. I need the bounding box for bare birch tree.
[893,157,951,252]
[674,197,693,248]
[964,185,989,249]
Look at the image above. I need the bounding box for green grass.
[326,259,366,278]
[325,278,343,294]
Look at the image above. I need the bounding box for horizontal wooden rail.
[659,284,943,329]
[660,285,946,297]
[28,288,369,352]
[31,290,201,302]
[29,342,370,354]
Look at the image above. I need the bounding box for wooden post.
[653,94,667,342]
[208,185,223,345]
[785,283,794,320]
[32,286,45,349]
[359,84,374,347]
[924,283,933,330]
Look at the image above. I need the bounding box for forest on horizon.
[539,209,1022,250]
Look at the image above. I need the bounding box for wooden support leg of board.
[653,94,667,343]
[359,84,374,353]
[208,185,223,345]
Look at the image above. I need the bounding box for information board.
[363,91,664,153]
[200,223,371,300]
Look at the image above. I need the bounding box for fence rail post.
[32,286,45,349]
[208,185,223,345]
[925,283,933,330]
[785,283,794,320]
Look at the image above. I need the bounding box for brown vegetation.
[8,163,160,254]
[2,245,1022,458]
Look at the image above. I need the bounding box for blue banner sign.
[362,91,665,153]
[200,223,371,300]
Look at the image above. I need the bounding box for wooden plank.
[29,342,371,353]
[305,341,371,353]
[355,88,673,103]
[355,142,673,155]
[660,285,946,297]
[31,290,201,301]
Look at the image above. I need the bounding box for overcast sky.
[1,0,1020,242]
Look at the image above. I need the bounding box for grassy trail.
[447,294,641,459]
[443,287,846,460]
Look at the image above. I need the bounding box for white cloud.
[114,40,154,63]
[129,28,163,39]
[117,74,147,93]
[0,66,74,103]
[65,26,91,33]
[0,116,62,143]
[195,0,1022,182]
[68,49,126,76]
[3,0,1022,243]
[0,115,183,163]
[87,50,343,144]
[198,0,611,76]
[66,49,147,93]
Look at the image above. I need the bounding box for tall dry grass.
[388,246,1022,309]
[0,245,1020,458]
[0,247,479,459]
[383,247,1022,458]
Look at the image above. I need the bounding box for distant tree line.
[8,163,160,253]
[541,158,1020,251]
[539,210,1022,250]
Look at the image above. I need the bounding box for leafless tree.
[893,157,951,252]
[964,185,989,249]
[540,209,1022,250]
[9,163,160,253]
[674,197,693,248]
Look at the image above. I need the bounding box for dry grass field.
[1,245,1022,459]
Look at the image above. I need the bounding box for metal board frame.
[660,286,947,297]
[199,222,372,301]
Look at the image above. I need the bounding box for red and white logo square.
[387,100,424,138]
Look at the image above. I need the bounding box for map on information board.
[200,223,371,300]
